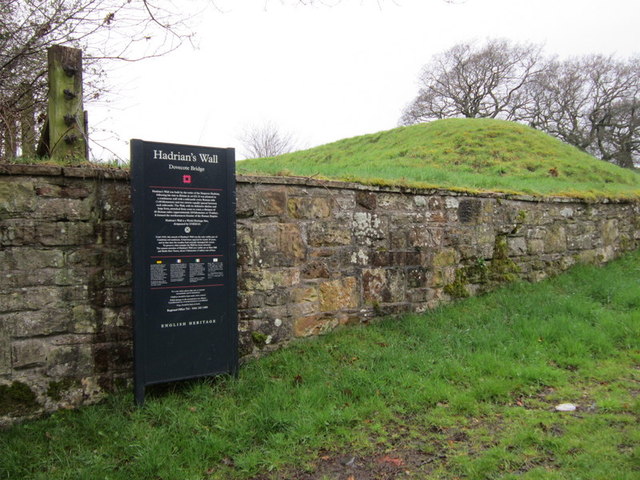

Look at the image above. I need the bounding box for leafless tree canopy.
[401,39,640,168]
[240,122,297,159]
[521,55,640,169]
[400,39,542,124]
[0,0,194,159]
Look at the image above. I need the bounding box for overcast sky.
[90,0,640,161]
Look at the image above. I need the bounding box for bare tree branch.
[240,121,298,159]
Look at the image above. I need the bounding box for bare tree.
[520,55,640,168]
[0,0,194,159]
[240,121,297,159]
[400,39,542,125]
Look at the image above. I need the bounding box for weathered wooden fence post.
[46,45,87,161]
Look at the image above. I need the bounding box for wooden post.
[47,45,86,161]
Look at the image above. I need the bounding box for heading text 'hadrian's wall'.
[0,164,639,425]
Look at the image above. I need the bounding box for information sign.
[131,140,237,405]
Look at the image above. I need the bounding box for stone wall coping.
[1,163,637,205]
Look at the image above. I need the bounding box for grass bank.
[238,119,640,200]
[2,251,639,479]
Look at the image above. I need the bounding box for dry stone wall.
[1,164,639,425]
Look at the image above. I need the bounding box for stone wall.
[1,164,639,425]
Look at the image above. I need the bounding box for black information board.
[131,140,237,406]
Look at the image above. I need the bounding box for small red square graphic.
[182,175,192,184]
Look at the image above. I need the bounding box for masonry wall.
[1,164,639,425]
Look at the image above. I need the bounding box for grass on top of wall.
[237,118,640,200]
[2,250,640,479]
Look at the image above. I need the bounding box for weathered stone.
[601,219,619,245]
[0,178,37,217]
[407,267,428,288]
[254,223,305,267]
[302,261,330,279]
[0,247,64,270]
[240,268,301,291]
[11,339,48,369]
[288,197,333,219]
[433,248,458,267]
[543,224,567,253]
[36,222,95,246]
[35,197,92,221]
[362,268,388,303]
[319,277,358,311]
[290,285,319,304]
[257,190,287,216]
[356,191,377,210]
[7,309,72,338]
[507,237,527,256]
[352,212,385,246]
[46,344,93,377]
[457,199,482,223]
[293,314,340,337]
[308,222,351,246]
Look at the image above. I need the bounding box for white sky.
[90,0,640,161]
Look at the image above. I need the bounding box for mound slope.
[237,118,640,199]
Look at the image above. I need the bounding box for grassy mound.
[237,118,640,199]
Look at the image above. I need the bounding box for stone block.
[507,237,527,256]
[35,182,91,199]
[239,268,300,291]
[362,268,387,303]
[302,261,330,279]
[407,267,428,288]
[99,221,130,246]
[601,219,619,245]
[35,198,92,221]
[319,277,357,311]
[408,225,443,248]
[289,302,317,318]
[287,197,333,219]
[0,286,61,313]
[11,339,48,369]
[356,191,376,210]
[457,199,482,223]
[101,306,132,329]
[256,190,287,216]
[98,183,132,221]
[352,212,386,246]
[543,225,567,254]
[526,238,544,255]
[253,223,305,267]
[0,178,37,217]
[293,314,339,337]
[0,247,64,270]
[0,219,36,246]
[290,285,319,304]
[36,222,95,246]
[308,222,352,246]
[6,309,72,338]
[389,230,409,249]
[432,248,458,267]
[46,344,93,377]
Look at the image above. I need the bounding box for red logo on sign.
[183,175,192,184]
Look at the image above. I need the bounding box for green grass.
[2,251,640,479]
[237,118,640,200]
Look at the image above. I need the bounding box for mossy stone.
[0,381,39,415]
